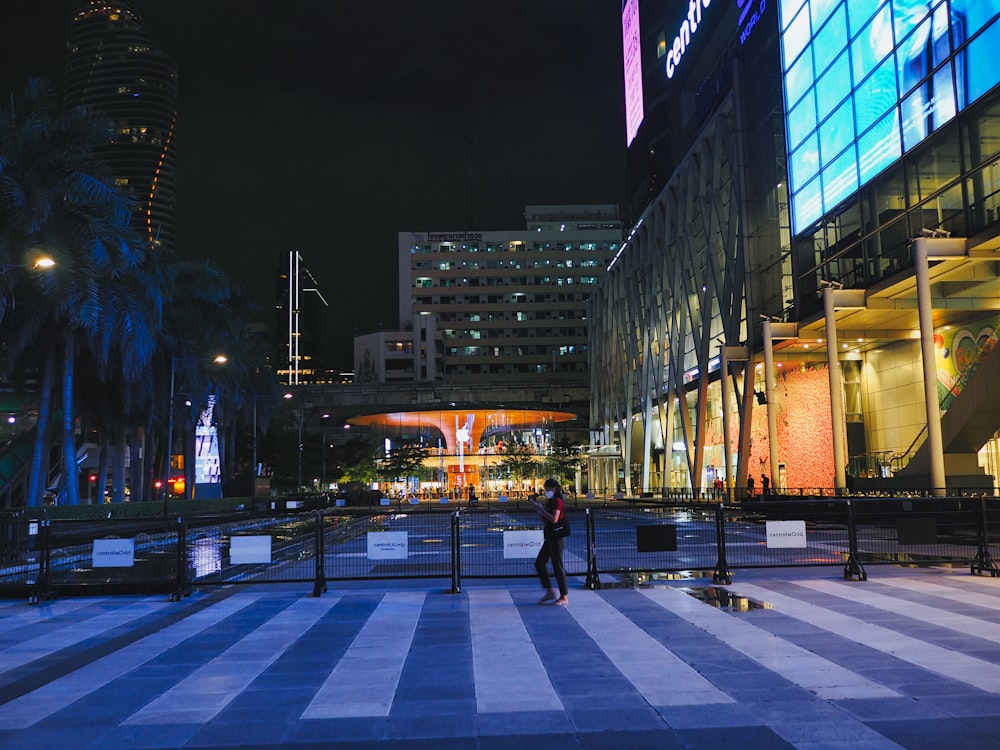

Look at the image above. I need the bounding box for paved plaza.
[0,567,999,749]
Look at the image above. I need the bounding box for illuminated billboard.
[622,0,644,146]
[195,395,221,487]
[780,0,1000,235]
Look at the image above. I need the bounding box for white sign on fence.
[765,520,807,548]
[92,538,135,568]
[367,531,408,560]
[503,530,544,559]
[230,535,272,564]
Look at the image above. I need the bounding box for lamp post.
[321,413,330,490]
[252,395,258,503]
[283,392,303,493]
[163,354,228,518]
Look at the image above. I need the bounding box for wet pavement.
[0,565,999,748]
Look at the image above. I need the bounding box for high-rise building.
[389,205,622,385]
[64,0,178,251]
[275,251,329,385]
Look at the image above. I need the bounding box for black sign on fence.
[897,516,938,545]
[636,524,677,552]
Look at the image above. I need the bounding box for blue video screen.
[779,0,1000,234]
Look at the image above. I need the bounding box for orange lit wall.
[734,364,840,490]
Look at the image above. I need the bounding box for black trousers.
[535,536,568,596]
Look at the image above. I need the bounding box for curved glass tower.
[64,1,178,251]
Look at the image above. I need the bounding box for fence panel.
[0,517,45,597]
[851,498,989,566]
[589,505,719,577]
[321,510,455,581]
[452,509,589,580]
[44,518,180,595]
[189,513,322,585]
[722,500,852,569]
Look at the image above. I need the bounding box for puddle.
[681,585,771,612]
[601,569,715,589]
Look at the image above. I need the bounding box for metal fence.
[2,496,998,601]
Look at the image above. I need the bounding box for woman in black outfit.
[530,478,569,606]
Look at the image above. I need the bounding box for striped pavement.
[0,567,997,748]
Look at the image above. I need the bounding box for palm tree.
[0,79,160,506]
[156,259,246,502]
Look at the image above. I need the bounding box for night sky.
[4,2,628,366]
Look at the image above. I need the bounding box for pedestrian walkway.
[0,567,999,749]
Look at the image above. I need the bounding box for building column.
[719,343,734,496]
[822,285,848,493]
[762,321,780,491]
[913,240,947,495]
[642,400,653,492]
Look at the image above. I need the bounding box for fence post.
[843,498,867,581]
[712,502,732,584]
[971,495,999,577]
[170,517,187,602]
[585,508,601,590]
[450,510,462,594]
[312,511,327,596]
[28,519,51,605]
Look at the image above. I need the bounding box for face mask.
[544,490,555,500]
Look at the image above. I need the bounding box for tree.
[328,437,377,485]
[379,441,430,492]
[545,436,584,489]
[497,442,537,482]
[0,79,159,506]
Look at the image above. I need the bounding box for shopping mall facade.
[589,0,1000,496]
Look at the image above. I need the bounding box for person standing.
[530,478,569,606]
[746,474,755,499]
[761,473,770,496]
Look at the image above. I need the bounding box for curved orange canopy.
[348,408,576,452]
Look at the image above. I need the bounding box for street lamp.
[321,413,330,490]
[163,354,228,517]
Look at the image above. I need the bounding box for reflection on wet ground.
[681,585,771,611]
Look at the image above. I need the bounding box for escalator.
[896,335,1000,488]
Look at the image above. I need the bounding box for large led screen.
[622,0,644,147]
[779,0,1000,235]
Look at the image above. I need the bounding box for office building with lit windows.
[383,205,621,386]
[65,0,178,251]
[588,1,1000,497]
[276,251,329,385]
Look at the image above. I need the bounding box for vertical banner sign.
[503,530,544,559]
[367,531,409,560]
[765,520,807,548]
[622,0,644,146]
[195,394,222,486]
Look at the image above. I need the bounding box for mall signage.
[666,0,713,78]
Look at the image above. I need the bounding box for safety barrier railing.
[2,497,997,602]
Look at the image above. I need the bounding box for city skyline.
[4,1,628,366]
